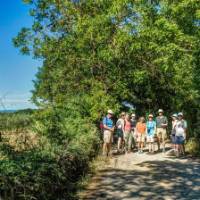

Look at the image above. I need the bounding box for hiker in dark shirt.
[156,109,168,152]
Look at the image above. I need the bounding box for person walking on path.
[102,110,115,156]
[116,112,125,153]
[156,109,168,152]
[131,113,137,150]
[171,113,178,151]
[175,112,187,157]
[124,114,132,154]
[146,114,156,153]
[136,117,146,154]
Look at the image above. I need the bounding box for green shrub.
[0,106,100,199]
[185,137,200,156]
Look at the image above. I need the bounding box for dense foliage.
[0,108,100,199]
[14,0,200,119]
[1,0,200,199]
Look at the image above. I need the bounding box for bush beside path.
[80,145,200,200]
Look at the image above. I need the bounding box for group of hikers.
[102,109,187,157]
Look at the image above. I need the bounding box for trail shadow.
[82,159,200,200]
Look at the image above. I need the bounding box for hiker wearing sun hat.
[116,112,126,153]
[146,114,156,153]
[130,113,137,150]
[175,112,187,156]
[171,113,178,150]
[102,109,115,156]
[156,109,168,152]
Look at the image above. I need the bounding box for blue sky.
[0,0,40,110]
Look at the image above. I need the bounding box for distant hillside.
[0,108,36,114]
[0,110,17,113]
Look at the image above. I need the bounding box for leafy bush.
[186,137,200,156]
[0,107,100,200]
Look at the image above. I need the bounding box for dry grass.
[0,130,39,152]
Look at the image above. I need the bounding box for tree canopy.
[14,0,200,121]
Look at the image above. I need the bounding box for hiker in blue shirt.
[146,114,156,153]
[102,110,115,156]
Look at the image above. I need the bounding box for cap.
[178,112,183,116]
[107,109,114,115]
[148,114,153,118]
[158,109,164,113]
[172,113,178,118]
[131,113,136,117]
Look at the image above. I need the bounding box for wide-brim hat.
[178,112,183,116]
[107,109,114,115]
[148,114,153,118]
[172,113,178,118]
[158,109,164,113]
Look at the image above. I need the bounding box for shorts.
[117,129,123,138]
[137,133,145,143]
[147,135,154,143]
[175,136,185,145]
[156,128,167,141]
[103,130,112,144]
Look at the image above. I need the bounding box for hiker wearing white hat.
[107,109,114,115]
[102,109,115,156]
[116,112,126,153]
[175,112,187,156]
[156,109,168,152]
[171,113,178,150]
[146,114,156,153]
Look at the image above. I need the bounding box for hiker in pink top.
[124,114,132,153]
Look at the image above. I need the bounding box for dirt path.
[80,147,200,200]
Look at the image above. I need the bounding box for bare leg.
[152,143,155,152]
[118,137,122,151]
[148,143,151,152]
[157,138,160,151]
[150,143,153,152]
[180,144,185,155]
[138,142,141,152]
[128,134,132,152]
[103,142,107,156]
[182,144,185,155]
[177,144,180,157]
[162,139,166,152]
[141,142,144,152]
[107,143,111,156]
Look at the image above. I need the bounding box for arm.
[162,117,168,128]
[103,124,115,132]
[122,120,125,133]
[183,120,187,139]
[146,122,148,135]
[153,122,156,135]
[145,124,147,136]
[103,118,113,131]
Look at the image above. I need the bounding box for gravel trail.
[80,146,200,200]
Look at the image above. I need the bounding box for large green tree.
[14,0,200,120]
